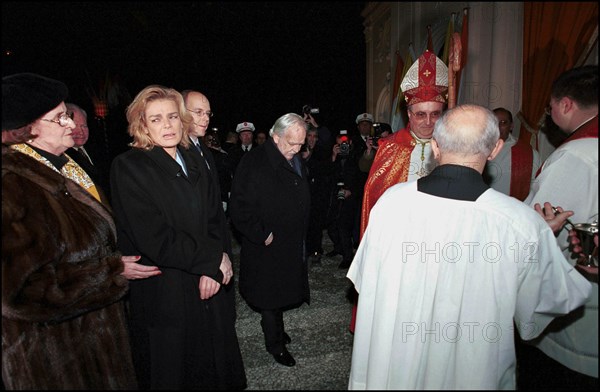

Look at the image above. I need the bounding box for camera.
[302,105,320,116]
[336,181,346,200]
[371,122,391,147]
[371,123,382,147]
[207,127,220,147]
[338,130,350,157]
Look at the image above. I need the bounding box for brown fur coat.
[1,145,137,389]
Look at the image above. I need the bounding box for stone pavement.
[231,231,598,390]
[232,233,355,390]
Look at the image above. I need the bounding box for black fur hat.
[2,73,69,131]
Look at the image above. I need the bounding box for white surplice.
[524,137,599,377]
[348,182,592,390]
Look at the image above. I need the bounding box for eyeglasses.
[409,110,442,121]
[41,111,74,127]
[187,108,214,118]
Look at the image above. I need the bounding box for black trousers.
[327,198,357,262]
[260,309,285,355]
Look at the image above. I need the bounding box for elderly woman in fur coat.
[1,73,147,389]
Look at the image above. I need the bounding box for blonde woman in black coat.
[110,85,246,389]
[230,113,311,367]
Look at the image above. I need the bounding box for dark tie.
[194,141,211,170]
[244,146,248,152]
[290,156,302,177]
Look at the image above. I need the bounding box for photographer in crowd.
[351,113,375,246]
[303,104,332,152]
[326,130,361,269]
[358,122,392,173]
[302,127,333,265]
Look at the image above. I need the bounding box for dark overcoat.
[229,139,311,310]
[1,145,136,390]
[110,145,246,389]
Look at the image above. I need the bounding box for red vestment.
[351,125,423,333]
[360,126,419,236]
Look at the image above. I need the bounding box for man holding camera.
[358,122,392,173]
[349,113,375,245]
[303,105,333,152]
[326,130,361,269]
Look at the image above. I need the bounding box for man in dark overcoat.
[229,113,311,367]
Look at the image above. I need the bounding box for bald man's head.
[431,104,503,172]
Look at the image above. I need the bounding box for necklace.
[410,131,432,177]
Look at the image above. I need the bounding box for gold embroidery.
[10,144,101,202]
[409,131,431,177]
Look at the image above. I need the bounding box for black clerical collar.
[27,143,68,170]
[417,164,489,201]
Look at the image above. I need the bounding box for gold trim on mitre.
[401,50,448,106]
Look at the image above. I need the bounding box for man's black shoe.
[326,250,340,257]
[284,332,291,344]
[272,347,295,367]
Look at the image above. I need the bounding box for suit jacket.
[192,140,234,217]
[205,146,234,204]
[66,146,110,202]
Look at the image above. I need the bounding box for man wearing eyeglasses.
[182,90,225,206]
[349,50,449,333]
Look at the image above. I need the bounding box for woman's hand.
[121,255,161,280]
[199,275,221,299]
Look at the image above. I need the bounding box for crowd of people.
[2,57,597,390]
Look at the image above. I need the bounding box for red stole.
[509,140,534,201]
[561,115,598,144]
[360,127,417,237]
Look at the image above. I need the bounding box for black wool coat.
[110,145,245,389]
[229,139,311,310]
[1,145,136,390]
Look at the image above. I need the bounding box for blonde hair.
[125,85,192,150]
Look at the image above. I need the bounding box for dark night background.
[2,1,367,159]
